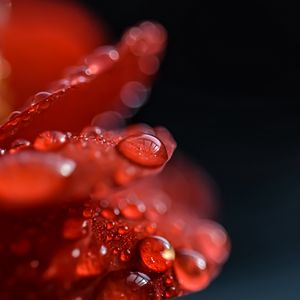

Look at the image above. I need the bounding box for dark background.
[80,1,300,299]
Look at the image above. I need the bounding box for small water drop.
[30,91,51,106]
[8,110,21,122]
[63,218,87,240]
[9,139,31,153]
[80,126,102,139]
[34,130,67,151]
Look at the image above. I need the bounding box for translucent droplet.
[117,134,168,168]
[174,249,211,291]
[139,236,175,272]
[80,126,102,139]
[121,203,145,220]
[63,218,87,240]
[120,249,131,262]
[8,110,21,121]
[193,220,230,265]
[9,139,31,154]
[85,47,118,75]
[34,130,67,151]
[96,271,152,300]
[118,225,129,235]
[30,92,51,106]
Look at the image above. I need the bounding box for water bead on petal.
[174,249,211,292]
[139,236,175,273]
[117,134,168,168]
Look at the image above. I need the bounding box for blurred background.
[80,0,300,299]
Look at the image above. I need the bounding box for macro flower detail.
[0,1,230,299]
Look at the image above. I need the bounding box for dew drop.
[30,91,51,106]
[9,139,31,153]
[174,249,211,291]
[96,271,152,300]
[63,218,87,240]
[80,126,102,139]
[8,111,22,125]
[139,236,175,273]
[121,203,144,220]
[193,220,230,265]
[117,134,168,168]
[118,225,129,235]
[120,249,131,262]
[101,208,116,220]
[34,130,67,151]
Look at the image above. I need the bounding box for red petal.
[0,22,167,148]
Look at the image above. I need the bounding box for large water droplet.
[174,249,211,291]
[34,130,67,151]
[117,134,168,168]
[139,236,175,273]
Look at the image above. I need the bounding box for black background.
[80,1,300,299]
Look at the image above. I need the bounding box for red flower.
[0,1,230,299]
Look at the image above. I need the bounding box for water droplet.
[8,111,21,124]
[96,271,152,300]
[139,236,175,273]
[126,272,150,287]
[101,208,116,220]
[80,126,102,139]
[193,220,230,265]
[174,249,211,291]
[120,249,131,262]
[117,134,168,168]
[85,47,117,75]
[118,225,129,235]
[9,139,31,153]
[121,203,145,220]
[34,130,67,151]
[63,218,87,240]
[120,81,148,109]
[83,207,93,218]
[30,91,51,106]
